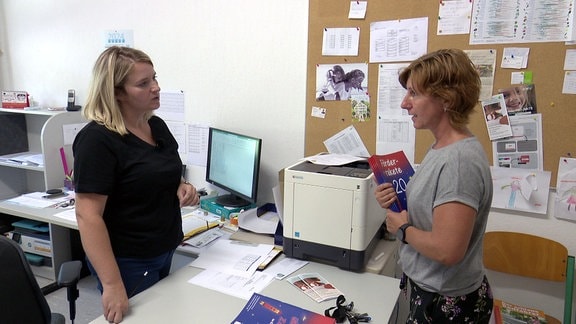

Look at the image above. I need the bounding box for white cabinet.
[0,108,85,197]
[0,108,85,285]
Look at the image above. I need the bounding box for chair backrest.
[483,231,574,324]
[0,235,52,323]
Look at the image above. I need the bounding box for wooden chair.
[483,231,574,324]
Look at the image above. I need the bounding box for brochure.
[287,273,343,303]
[231,293,336,324]
[368,150,415,212]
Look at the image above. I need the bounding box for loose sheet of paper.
[464,49,497,101]
[238,208,279,234]
[156,91,185,121]
[491,167,551,214]
[189,239,273,278]
[322,27,360,56]
[304,153,366,166]
[188,268,275,300]
[437,0,473,35]
[348,1,367,19]
[369,17,428,63]
[263,257,308,280]
[6,192,69,208]
[555,157,576,221]
[323,125,370,157]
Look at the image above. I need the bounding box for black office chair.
[0,235,82,324]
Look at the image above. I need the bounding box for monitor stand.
[215,194,251,208]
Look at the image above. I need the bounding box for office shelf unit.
[0,108,85,285]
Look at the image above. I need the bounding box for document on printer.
[304,153,366,166]
[323,125,370,157]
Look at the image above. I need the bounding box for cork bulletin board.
[305,0,576,184]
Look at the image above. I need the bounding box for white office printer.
[282,159,385,271]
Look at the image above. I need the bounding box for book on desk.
[232,293,336,324]
[181,210,221,241]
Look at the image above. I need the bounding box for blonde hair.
[399,49,481,130]
[83,46,154,135]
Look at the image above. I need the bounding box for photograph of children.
[497,84,537,116]
[316,63,368,101]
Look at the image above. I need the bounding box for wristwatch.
[398,223,413,244]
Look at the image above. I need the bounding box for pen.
[59,147,70,176]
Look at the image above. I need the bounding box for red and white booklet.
[368,150,415,212]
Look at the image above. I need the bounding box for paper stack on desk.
[188,239,276,299]
[6,191,70,208]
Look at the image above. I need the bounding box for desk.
[90,257,401,323]
[0,200,78,230]
[0,201,402,322]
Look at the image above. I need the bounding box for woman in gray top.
[374,48,493,323]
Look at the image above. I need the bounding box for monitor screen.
[205,127,262,207]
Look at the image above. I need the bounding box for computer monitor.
[205,127,262,208]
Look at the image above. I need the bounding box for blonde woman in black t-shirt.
[73,46,200,323]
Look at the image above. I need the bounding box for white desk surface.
[90,257,401,323]
[0,201,401,323]
[0,200,78,230]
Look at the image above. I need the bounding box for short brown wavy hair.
[398,49,481,130]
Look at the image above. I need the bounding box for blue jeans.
[86,250,175,298]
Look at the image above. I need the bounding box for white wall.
[0,0,308,205]
[1,2,575,322]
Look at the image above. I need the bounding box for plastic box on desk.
[200,196,256,219]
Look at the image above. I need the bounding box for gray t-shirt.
[398,137,493,296]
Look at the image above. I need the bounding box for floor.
[40,252,195,324]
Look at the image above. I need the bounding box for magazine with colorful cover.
[492,299,547,324]
[287,273,343,303]
[367,150,415,212]
[231,293,336,324]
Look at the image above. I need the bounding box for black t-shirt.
[73,116,183,258]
